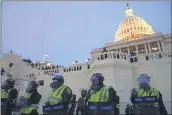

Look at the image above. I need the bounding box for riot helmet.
[50,73,64,89]
[137,74,150,89]
[72,94,76,100]
[1,78,15,89]
[80,89,87,97]
[90,73,104,90]
[25,80,39,93]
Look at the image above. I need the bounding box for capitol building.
[1,4,171,114]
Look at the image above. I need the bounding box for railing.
[92,51,128,61]
[147,52,171,60]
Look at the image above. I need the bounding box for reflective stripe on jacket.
[135,87,159,107]
[88,85,111,102]
[1,89,9,99]
[46,85,68,105]
[20,92,41,114]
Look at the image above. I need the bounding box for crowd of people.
[1,73,168,115]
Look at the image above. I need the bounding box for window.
[124,30,126,33]
[127,29,129,32]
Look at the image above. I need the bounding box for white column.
[144,44,148,54]
[157,41,161,52]
[161,41,166,52]
[119,48,121,52]
[136,45,138,55]
[127,47,130,54]
[148,43,151,53]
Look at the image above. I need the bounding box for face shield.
[50,78,62,89]
[137,74,150,89]
[1,81,9,89]
[25,81,38,93]
[90,76,101,90]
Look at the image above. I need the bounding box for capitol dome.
[115,4,154,42]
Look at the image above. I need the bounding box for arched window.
[127,29,129,32]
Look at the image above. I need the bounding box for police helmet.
[50,73,64,89]
[81,89,87,93]
[52,73,64,84]
[25,80,39,92]
[90,73,104,89]
[1,79,15,89]
[137,74,150,84]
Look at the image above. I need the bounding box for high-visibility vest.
[1,89,9,99]
[88,85,111,103]
[46,85,68,105]
[135,87,159,107]
[20,92,41,114]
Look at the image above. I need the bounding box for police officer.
[1,78,18,115]
[130,74,168,115]
[114,95,120,115]
[16,80,42,115]
[45,73,72,115]
[85,73,116,115]
[76,89,87,115]
[69,94,77,115]
[125,104,130,115]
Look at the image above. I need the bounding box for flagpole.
[42,54,48,62]
[43,54,45,62]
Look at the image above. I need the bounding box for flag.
[44,54,48,57]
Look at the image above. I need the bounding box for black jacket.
[22,90,42,115]
[61,87,73,114]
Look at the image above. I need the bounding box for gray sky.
[2,1,171,66]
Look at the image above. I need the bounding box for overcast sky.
[2,1,171,66]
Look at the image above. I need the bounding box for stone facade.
[1,33,171,114]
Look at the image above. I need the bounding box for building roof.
[115,4,154,42]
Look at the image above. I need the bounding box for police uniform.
[114,95,120,115]
[86,73,116,115]
[17,81,42,115]
[76,89,87,115]
[45,85,72,114]
[44,74,72,115]
[130,74,168,115]
[1,79,18,115]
